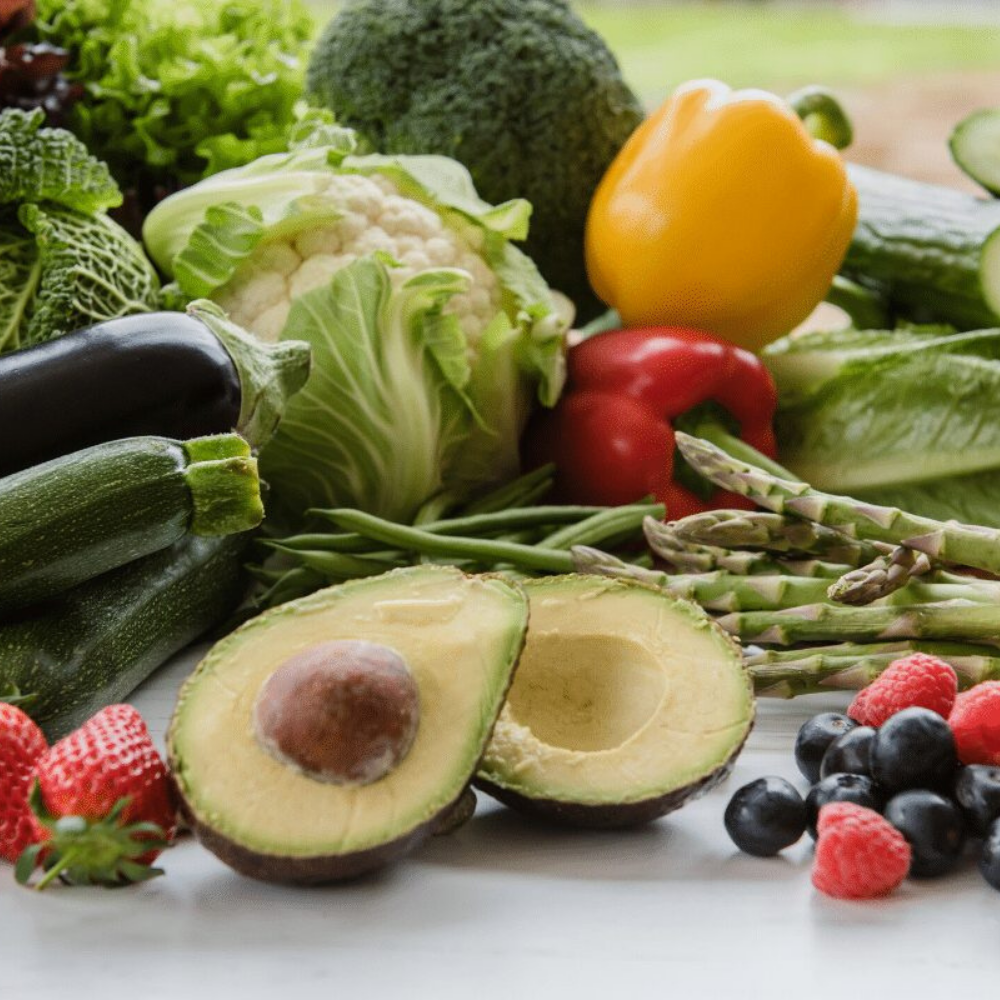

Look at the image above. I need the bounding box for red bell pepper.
[523,327,779,520]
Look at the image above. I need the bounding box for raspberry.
[812,802,911,900]
[948,682,1000,766]
[848,653,957,727]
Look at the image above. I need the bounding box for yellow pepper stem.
[787,86,854,150]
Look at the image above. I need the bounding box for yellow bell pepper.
[585,79,858,353]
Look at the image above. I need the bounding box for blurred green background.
[303,1,998,99]
[302,1,1000,189]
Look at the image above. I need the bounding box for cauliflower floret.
[400,250,432,272]
[377,196,442,237]
[289,253,349,299]
[254,302,293,343]
[218,172,501,345]
[294,224,346,259]
[323,172,388,218]
[335,212,370,245]
[217,264,288,332]
[352,226,399,257]
[424,237,457,267]
[254,242,301,278]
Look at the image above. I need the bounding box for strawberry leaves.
[16,783,168,890]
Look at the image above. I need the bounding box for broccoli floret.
[307,0,644,319]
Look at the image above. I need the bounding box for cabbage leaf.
[259,257,501,524]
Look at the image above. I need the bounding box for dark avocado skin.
[431,786,477,836]
[170,573,529,884]
[475,724,751,829]
[180,789,468,884]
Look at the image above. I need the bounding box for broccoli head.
[307,0,645,319]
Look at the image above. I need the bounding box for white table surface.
[5,645,1000,999]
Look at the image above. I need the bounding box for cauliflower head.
[143,129,568,526]
[215,172,501,347]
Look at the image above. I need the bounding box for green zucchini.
[842,164,1000,330]
[950,108,1000,197]
[0,533,249,739]
[0,433,262,617]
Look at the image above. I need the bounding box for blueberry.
[980,819,1000,891]
[804,772,882,838]
[794,712,858,783]
[724,776,807,857]
[954,765,1000,837]
[884,790,966,878]
[820,725,876,779]
[870,707,957,793]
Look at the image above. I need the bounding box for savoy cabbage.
[0,109,160,353]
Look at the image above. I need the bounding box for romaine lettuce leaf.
[764,325,959,401]
[859,471,1000,529]
[769,326,1000,527]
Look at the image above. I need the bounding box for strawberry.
[0,702,48,863]
[948,681,1000,766]
[17,704,177,890]
[812,802,911,900]
[848,653,957,728]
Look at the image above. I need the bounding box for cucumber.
[0,433,262,617]
[0,533,249,740]
[843,164,1000,330]
[950,108,1000,197]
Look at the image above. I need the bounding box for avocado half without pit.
[167,565,528,883]
[476,575,755,828]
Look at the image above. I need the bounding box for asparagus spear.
[572,547,849,611]
[675,432,1000,575]
[574,547,1000,612]
[746,641,1000,697]
[719,600,1000,646]
[827,546,934,605]
[670,509,884,565]
[642,516,847,576]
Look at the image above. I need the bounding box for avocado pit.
[252,640,420,785]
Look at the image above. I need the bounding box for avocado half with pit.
[167,565,528,883]
[476,575,754,827]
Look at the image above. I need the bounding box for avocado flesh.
[476,575,754,827]
[168,566,528,882]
